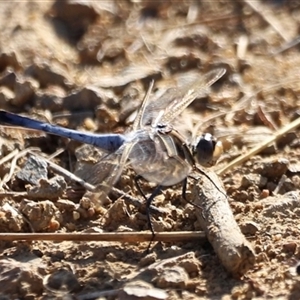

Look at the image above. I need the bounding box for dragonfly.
[0,68,225,234]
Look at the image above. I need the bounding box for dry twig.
[191,169,255,276]
[0,231,205,243]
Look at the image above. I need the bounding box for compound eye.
[192,133,223,167]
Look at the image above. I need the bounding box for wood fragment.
[191,169,255,276]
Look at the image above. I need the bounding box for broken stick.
[191,169,255,276]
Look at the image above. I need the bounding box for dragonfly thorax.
[128,129,193,186]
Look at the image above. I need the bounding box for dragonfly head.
[192,133,223,167]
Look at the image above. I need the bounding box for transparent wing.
[141,68,225,127]
[83,138,138,200]
[140,87,179,127]
[132,80,154,130]
[159,68,226,125]
[83,152,122,188]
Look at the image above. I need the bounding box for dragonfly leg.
[134,175,162,235]
[193,166,227,198]
[181,177,206,219]
[134,175,148,201]
[145,185,162,236]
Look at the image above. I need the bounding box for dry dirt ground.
[1,1,300,299]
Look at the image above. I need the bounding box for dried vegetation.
[1,0,300,299]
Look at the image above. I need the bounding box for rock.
[26,175,67,200]
[0,52,21,72]
[48,0,99,42]
[43,268,81,293]
[119,280,168,300]
[25,62,73,89]
[155,266,189,289]
[253,158,289,181]
[0,203,25,232]
[16,155,48,185]
[139,252,157,268]
[0,69,17,89]
[240,220,260,235]
[0,86,14,108]
[12,77,39,107]
[20,199,62,231]
[0,258,43,297]
[146,252,200,275]
[240,174,267,189]
[62,87,103,111]
[56,199,77,212]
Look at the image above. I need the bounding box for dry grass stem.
[243,0,290,41]
[0,148,19,166]
[216,116,300,176]
[0,147,40,189]
[271,35,300,55]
